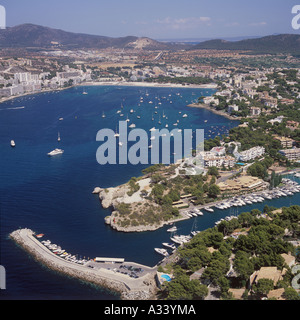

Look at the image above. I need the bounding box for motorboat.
[47,148,64,156]
[162,243,176,250]
[10,140,15,147]
[167,225,177,233]
[154,248,169,257]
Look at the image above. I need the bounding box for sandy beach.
[0,80,217,105]
[81,80,218,89]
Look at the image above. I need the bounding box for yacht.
[47,148,64,156]
[10,140,15,147]
[182,114,188,118]
[162,243,176,250]
[167,225,177,233]
[204,207,214,213]
[154,248,169,257]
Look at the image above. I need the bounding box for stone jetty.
[10,228,158,300]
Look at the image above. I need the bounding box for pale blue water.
[0,85,298,300]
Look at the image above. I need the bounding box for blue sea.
[0,85,299,300]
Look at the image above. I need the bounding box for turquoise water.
[161,275,172,282]
[0,85,298,300]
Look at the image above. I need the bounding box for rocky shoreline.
[187,103,242,121]
[10,228,158,300]
[92,186,189,233]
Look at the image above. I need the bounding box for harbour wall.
[10,228,157,300]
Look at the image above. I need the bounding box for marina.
[1,85,299,299]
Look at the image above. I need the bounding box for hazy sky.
[2,0,299,39]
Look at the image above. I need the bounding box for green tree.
[208,184,220,198]
[252,278,274,296]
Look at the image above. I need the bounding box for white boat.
[130,109,134,113]
[154,248,169,257]
[204,207,214,213]
[162,243,176,250]
[57,132,61,142]
[182,114,188,118]
[129,123,136,128]
[47,148,64,156]
[167,226,177,233]
[82,91,88,95]
[102,112,106,118]
[10,140,15,147]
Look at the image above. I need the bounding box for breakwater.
[10,228,158,300]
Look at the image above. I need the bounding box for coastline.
[81,80,218,90]
[0,80,217,105]
[187,103,242,121]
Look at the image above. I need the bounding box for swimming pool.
[161,274,172,282]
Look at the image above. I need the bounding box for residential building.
[228,104,239,114]
[238,146,265,162]
[250,267,286,287]
[210,146,226,156]
[250,106,261,117]
[279,148,300,161]
[217,175,266,194]
[202,154,236,168]
[273,135,295,149]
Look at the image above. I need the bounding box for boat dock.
[10,228,157,300]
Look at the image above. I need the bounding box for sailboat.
[114,126,120,138]
[102,112,106,118]
[57,132,61,142]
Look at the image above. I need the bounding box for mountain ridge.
[0,24,299,54]
[0,23,178,50]
[192,34,300,53]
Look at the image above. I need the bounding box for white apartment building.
[202,152,236,168]
[279,148,300,161]
[239,146,265,162]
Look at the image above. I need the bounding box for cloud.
[249,22,267,27]
[225,22,240,27]
[155,16,212,30]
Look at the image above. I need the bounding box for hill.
[192,34,300,54]
[0,24,179,50]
